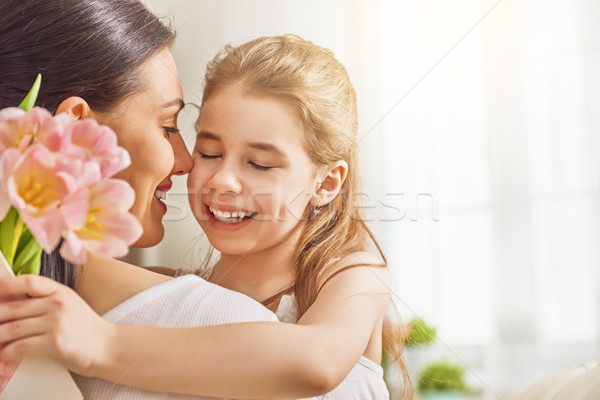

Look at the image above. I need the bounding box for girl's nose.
[170,134,193,175]
[207,160,242,194]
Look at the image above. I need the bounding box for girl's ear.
[311,160,349,207]
[55,96,92,120]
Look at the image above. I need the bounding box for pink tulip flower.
[65,118,131,179]
[6,144,77,252]
[60,179,142,264]
[1,106,141,268]
[0,107,25,154]
[0,107,62,153]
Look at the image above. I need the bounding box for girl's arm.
[0,259,390,398]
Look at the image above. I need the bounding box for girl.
[184,34,400,398]
[0,33,410,399]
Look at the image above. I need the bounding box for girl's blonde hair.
[201,34,411,396]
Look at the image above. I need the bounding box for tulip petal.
[91,179,136,212]
[19,209,63,252]
[0,149,21,220]
[60,188,90,230]
[59,231,87,265]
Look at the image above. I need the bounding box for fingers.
[0,315,48,346]
[0,275,59,298]
[0,275,110,374]
[0,296,49,324]
[0,334,50,363]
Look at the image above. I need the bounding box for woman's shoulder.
[103,274,278,325]
[79,254,172,315]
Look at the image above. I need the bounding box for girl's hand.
[0,275,114,376]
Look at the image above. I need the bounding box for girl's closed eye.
[249,161,272,171]
[199,152,222,159]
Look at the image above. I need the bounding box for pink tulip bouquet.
[0,75,142,396]
[0,74,142,272]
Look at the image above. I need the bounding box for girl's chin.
[206,234,260,257]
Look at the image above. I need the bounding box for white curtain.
[374,0,600,397]
[140,1,600,398]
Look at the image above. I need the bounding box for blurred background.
[135,0,600,398]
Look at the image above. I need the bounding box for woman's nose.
[170,134,193,175]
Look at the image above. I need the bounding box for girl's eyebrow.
[247,141,286,157]
[196,131,220,141]
[197,130,287,157]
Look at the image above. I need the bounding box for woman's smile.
[154,181,173,212]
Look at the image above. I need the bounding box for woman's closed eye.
[163,127,180,139]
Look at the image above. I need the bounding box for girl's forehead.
[199,87,304,144]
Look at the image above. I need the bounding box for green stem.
[12,216,25,264]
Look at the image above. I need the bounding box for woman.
[0,0,189,286]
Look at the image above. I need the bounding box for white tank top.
[277,294,390,400]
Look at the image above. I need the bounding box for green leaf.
[0,207,19,265]
[16,229,34,254]
[15,247,43,276]
[13,235,42,273]
[18,74,42,111]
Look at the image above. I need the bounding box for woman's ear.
[55,97,91,120]
[310,160,349,207]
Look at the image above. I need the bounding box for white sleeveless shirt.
[277,294,390,400]
[72,275,286,400]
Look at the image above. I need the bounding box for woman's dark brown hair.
[0,0,175,287]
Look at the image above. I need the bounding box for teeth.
[209,206,254,223]
[154,189,167,201]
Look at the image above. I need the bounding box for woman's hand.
[0,275,115,376]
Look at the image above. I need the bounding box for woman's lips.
[154,182,173,212]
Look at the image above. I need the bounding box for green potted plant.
[382,318,437,398]
[418,360,468,399]
[402,318,437,380]
[406,318,437,347]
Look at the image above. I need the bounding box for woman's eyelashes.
[163,126,180,138]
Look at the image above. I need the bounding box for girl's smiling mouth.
[208,205,258,224]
